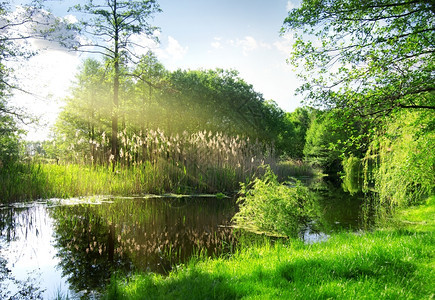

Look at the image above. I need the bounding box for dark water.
[0,188,367,299]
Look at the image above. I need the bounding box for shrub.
[232,166,313,238]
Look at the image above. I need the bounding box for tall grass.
[1,130,316,203]
[103,199,435,300]
[57,129,276,172]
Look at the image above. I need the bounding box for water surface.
[0,188,366,298]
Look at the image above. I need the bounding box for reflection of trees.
[308,181,365,233]
[0,206,36,243]
[0,206,47,299]
[50,205,129,294]
[49,197,237,294]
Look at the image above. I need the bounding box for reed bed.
[1,130,313,202]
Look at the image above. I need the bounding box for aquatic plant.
[1,130,314,202]
[233,166,313,238]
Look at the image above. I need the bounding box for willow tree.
[71,0,161,165]
[282,0,435,120]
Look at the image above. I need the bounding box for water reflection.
[0,204,71,299]
[307,180,372,238]
[0,186,372,298]
[49,197,237,295]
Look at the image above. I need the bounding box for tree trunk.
[111,2,119,171]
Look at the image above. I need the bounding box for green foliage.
[0,131,316,202]
[104,201,435,300]
[303,112,343,174]
[162,69,291,147]
[282,0,435,120]
[233,167,313,238]
[273,159,321,181]
[282,107,313,158]
[341,155,363,195]
[0,2,35,167]
[53,57,304,164]
[70,0,162,162]
[303,109,372,176]
[0,110,20,166]
[365,110,435,207]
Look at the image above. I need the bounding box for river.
[0,184,368,299]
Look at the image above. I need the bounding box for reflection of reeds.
[50,198,238,276]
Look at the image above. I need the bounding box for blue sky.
[11,0,301,140]
[152,0,300,108]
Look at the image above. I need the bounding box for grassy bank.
[104,198,434,299]
[0,160,317,203]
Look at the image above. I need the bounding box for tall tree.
[54,58,111,163]
[282,0,434,120]
[285,107,313,158]
[71,0,161,165]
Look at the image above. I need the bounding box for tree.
[303,111,343,174]
[162,69,272,139]
[54,58,112,163]
[303,110,367,176]
[132,50,166,134]
[284,107,313,158]
[0,1,41,166]
[71,0,161,165]
[282,0,434,120]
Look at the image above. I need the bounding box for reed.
[1,130,314,203]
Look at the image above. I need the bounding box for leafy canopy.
[71,0,161,60]
[283,0,435,119]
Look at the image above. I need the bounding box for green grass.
[0,160,318,203]
[0,162,239,202]
[103,199,435,299]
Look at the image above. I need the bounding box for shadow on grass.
[106,255,422,299]
[105,270,240,300]
[105,225,433,299]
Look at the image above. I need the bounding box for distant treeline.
[18,53,313,164]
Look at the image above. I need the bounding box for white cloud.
[274,32,294,55]
[8,6,83,50]
[164,36,188,60]
[63,14,78,24]
[129,33,188,62]
[130,31,160,56]
[233,36,271,56]
[211,37,223,49]
[286,1,296,11]
[238,36,258,55]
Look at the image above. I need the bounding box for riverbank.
[103,197,434,299]
[0,161,318,203]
